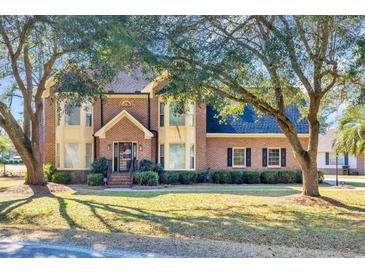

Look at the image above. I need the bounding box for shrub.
[212,170,232,184]
[317,170,324,184]
[179,171,198,184]
[87,173,104,186]
[134,171,159,186]
[52,172,71,185]
[196,170,208,183]
[164,172,180,184]
[242,171,261,184]
[43,164,56,182]
[277,170,299,184]
[91,157,109,176]
[260,170,279,184]
[139,159,155,171]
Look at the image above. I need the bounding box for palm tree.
[334,107,365,155]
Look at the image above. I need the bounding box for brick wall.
[196,104,207,169]
[43,97,56,165]
[356,155,364,174]
[206,137,308,170]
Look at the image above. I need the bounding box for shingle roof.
[106,69,152,93]
[206,105,309,134]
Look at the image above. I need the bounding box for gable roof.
[94,110,153,139]
[206,105,309,134]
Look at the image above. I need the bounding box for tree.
[0,131,11,175]
[121,16,363,196]
[335,106,365,155]
[0,16,120,185]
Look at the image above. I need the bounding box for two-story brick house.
[41,70,309,183]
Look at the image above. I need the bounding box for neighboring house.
[41,71,310,183]
[317,128,365,175]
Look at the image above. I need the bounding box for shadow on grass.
[1,185,364,254]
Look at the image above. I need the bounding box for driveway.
[0,238,168,258]
[324,176,365,186]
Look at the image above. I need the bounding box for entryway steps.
[108,172,132,185]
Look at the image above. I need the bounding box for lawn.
[0,182,364,255]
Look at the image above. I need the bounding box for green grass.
[0,183,364,254]
[0,177,24,191]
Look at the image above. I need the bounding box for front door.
[119,142,132,171]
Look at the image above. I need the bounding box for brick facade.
[206,137,308,170]
[195,104,207,170]
[98,116,153,162]
[43,97,56,165]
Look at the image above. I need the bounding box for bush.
[134,171,159,186]
[43,164,56,182]
[196,170,209,183]
[212,170,232,184]
[52,172,71,185]
[277,170,299,184]
[260,170,279,184]
[242,171,261,184]
[179,171,198,184]
[91,157,109,176]
[139,159,155,172]
[317,170,324,184]
[87,173,104,186]
[164,172,180,184]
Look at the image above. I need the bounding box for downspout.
[93,96,104,161]
[148,93,159,163]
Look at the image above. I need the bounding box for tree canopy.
[117,15,364,196]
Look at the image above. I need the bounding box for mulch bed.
[2,183,72,195]
[281,194,347,208]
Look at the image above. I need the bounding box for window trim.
[189,144,195,170]
[328,152,345,166]
[64,105,81,127]
[159,144,165,168]
[232,147,246,168]
[159,102,165,128]
[169,104,185,127]
[267,147,281,168]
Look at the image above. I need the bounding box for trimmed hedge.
[134,171,159,186]
[87,173,104,186]
[52,172,71,185]
[163,170,209,185]
[212,170,232,184]
[260,170,301,184]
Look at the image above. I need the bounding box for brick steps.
[108,172,132,185]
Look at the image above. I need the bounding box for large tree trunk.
[25,159,45,185]
[298,156,320,197]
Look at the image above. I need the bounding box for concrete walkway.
[324,177,365,186]
[0,238,168,258]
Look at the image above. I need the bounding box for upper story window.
[65,104,80,126]
[160,103,165,127]
[169,104,185,126]
[188,104,194,127]
[85,103,92,127]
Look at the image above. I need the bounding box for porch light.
[107,144,111,151]
[139,144,143,151]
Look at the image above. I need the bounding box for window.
[85,104,92,127]
[85,143,92,168]
[233,148,246,167]
[189,144,195,169]
[160,144,165,168]
[169,104,185,126]
[57,111,61,127]
[188,104,194,127]
[56,143,60,168]
[329,153,344,165]
[160,103,165,127]
[65,104,80,126]
[169,144,185,169]
[64,144,80,168]
[268,148,280,167]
